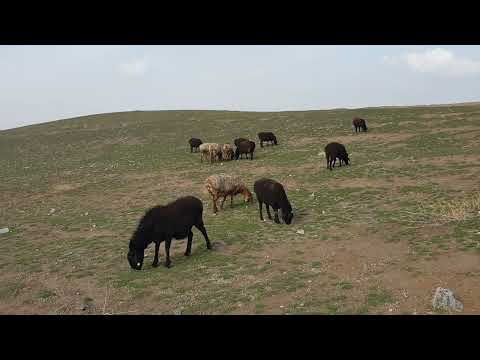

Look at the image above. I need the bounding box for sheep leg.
[152,241,160,267]
[164,238,172,268]
[195,221,212,250]
[185,230,193,256]
[258,201,264,221]
[230,195,234,208]
[266,205,272,220]
[250,151,253,160]
[212,195,219,214]
[220,196,227,209]
[260,141,263,148]
[273,209,281,224]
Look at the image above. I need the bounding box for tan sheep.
[222,144,235,161]
[199,143,222,163]
[205,174,253,213]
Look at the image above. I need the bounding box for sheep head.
[127,248,144,270]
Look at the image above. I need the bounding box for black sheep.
[234,138,248,147]
[127,196,212,270]
[325,142,350,170]
[235,140,256,160]
[352,117,368,133]
[258,132,278,147]
[253,178,293,224]
[234,138,249,159]
[188,138,203,152]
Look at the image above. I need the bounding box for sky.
[1,45,480,130]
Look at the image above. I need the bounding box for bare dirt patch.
[51,183,86,193]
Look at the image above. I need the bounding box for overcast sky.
[1,45,480,130]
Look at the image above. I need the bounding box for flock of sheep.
[127,117,368,270]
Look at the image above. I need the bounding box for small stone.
[296,229,305,235]
[432,287,463,312]
[279,305,284,308]
[85,212,89,216]
[92,224,96,228]
[80,298,95,312]
[173,309,182,315]
[322,211,326,215]
[0,228,10,234]
[48,208,56,215]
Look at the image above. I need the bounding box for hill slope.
[1,104,480,314]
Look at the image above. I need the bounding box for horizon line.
[2,99,480,132]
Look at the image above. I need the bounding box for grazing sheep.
[205,174,253,213]
[258,132,278,147]
[254,178,293,224]
[127,196,212,270]
[352,117,368,132]
[188,138,203,152]
[199,143,223,163]
[222,144,235,161]
[325,142,350,170]
[234,138,249,158]
[235,140,256,160]
[234,138,249,147]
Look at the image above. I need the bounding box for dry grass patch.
[400,193,480,226]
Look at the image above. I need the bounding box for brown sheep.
[205,174,253,214]
[352,117,368,132]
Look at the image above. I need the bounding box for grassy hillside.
[1,104,480,314]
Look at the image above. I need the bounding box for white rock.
[296,229,305,235]
[432,287,463,312]
[0,228,9,234]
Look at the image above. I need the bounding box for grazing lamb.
[325,142,350,170]
[127,196,212,270]
[235,140,256,160]
[254,178,293,224]
[258,132,278,147]
[188,138,203,152]
[352,117,368,133]
[222,144,235,161]
[199,143,223,163]
[205,174,253,214]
